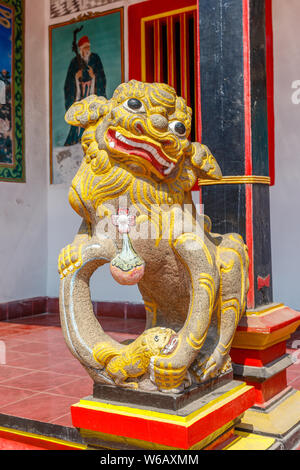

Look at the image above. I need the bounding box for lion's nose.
[149,113,169,132]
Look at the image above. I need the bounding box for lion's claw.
[58,244,83,278]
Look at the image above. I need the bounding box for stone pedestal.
[230,303,300,449]
[70,374,257,450]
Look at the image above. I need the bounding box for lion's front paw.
[149,356,188,392]
[58,243,83,278]
[198,351,231,383]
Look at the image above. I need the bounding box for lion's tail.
[93,342,120,366]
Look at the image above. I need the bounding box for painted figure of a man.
[64,35,106,146]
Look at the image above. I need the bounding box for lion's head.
[65,81,222,227]
[65,80,221,184]
[140,327,178,357]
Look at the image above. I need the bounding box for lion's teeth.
[118,134,127,143]
[109,141,115,148]
[114,131,174,170]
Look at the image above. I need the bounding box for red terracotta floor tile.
[39,345,74,361]
[287,353,300,387]
[287,360,300,371]
[46,376,93,398]
[1,322,46,331]
[0,327,41,339]
[290,351,300,364]
[293,378,300,390]
[0,324,12,331]
[287,370,300,384]
[106,331,139,343]
[0,336,32,350]
[0,320,12,327]
[0,314,148,427]
[7,341,58,355]
[0,365,34,382]
[287,348,296,354]
[287,361,300,375]
[0,392,78,423]
[44,335,68,345]
[0,384,40,407]
[21,328,64,343]
[0,370,78,392]
[3,349,30,367]
[4,351,62,370]
[43,357,87,377]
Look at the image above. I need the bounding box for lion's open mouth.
[106,128,176,177]
[161,334,178,355]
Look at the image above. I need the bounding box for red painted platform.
[0,308,299,449]
[71,382,255,450]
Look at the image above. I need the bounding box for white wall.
[270,0,300,310]
[0,0,48,302]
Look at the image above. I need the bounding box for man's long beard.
[81,50,91,64]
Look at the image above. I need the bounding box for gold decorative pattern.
[198,175,271,186]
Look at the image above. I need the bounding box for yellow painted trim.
[224,431,275,450]
[232,320,300,350]
[74,383,252,427]
[0,426,86,450]
[80,420,236,451]
[142,5,197,23]
[198,175,271,186]
[239,391,300,436]
[80,428,178,451]
[245,303,285,317]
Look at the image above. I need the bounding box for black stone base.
[93,370,233,413]
[0,413,84,446]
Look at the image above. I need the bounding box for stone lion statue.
[58,80,249,393]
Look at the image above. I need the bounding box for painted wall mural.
[49,8,124,184]
[0,0,24,182]
[50,0,121,19]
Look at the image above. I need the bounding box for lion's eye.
[154,335,160,342]
[169,121,186,137]
[124,98,145,113]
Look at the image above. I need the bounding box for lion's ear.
[65,95,110,128]
[190,142,222,180]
